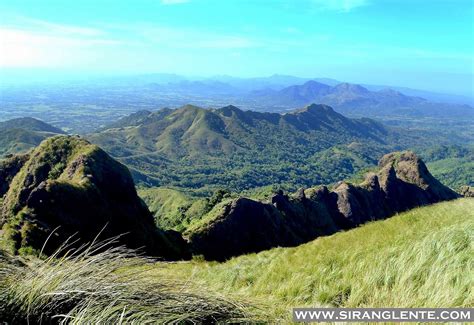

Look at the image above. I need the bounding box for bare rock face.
[378,151,459,211]
[188,198,285,261]
[188,151,459,261]
[0,136,188,259]
[333,175,388,226]
[188,191,341,261]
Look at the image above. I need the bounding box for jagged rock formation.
[0,136,188,259]
[188,151,459,261]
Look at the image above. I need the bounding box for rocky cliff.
[0,136,188,259]
[188,151,459,260]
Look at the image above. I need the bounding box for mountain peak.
[334,82,369,94]
[0,136,188,258]
[305,103,334,112]
[179,104,203,112]
[0,117,64,134]
[216,105,244,117]
[187,150,458,260]
[303,80,331,88]
[291,103,335,115]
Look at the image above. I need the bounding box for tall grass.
[0,237,255,323]
[151,199,474,320]
[1,199,472,323]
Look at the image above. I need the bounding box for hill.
[88,104,438,193]
[0,136,187,259]
[154,198,474,320]
[250,80,474,118]
[0,118,65,157]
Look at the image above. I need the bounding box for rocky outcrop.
[0,136,189,259]
[188,151,459,261]
[378,151,459,211]
[187,193,340,261]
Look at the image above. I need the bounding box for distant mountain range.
[248,80,473,117]
[114,74,474,118]
[97,73,473,106]
[1,73,472,135]
[114,73,473,104]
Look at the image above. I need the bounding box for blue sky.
[0,0,472,95]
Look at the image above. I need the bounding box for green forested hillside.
[138,187,233,231]
[420,144,474,189]
[89,104,443,193]
[0,118,65,157]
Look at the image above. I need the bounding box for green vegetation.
[4,107,471,196]
[0,239,254,323]
[0,136,186,259]
[139,187,234,231]
[1,197,471,322]
[150,199,474,320]
[0,117,65,157]
[89,104,448,194]
[420,144,474,189]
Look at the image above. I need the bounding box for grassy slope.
[1,199,472,322]
[138,187,193,230]
[0,242,252,323]
[150,199,474,320]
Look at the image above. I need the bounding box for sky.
[0,0,473,96]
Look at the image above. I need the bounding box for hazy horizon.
[1,0,473,97]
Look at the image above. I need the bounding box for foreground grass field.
[0,239,256,323]
[151,198,474,321]
[0,199,472,322]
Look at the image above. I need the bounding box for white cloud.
[21,18,104,37]
[0,17,259,69]
[0,23,120,68]
[311,0,369,12]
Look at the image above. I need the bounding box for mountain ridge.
[187,151,460,260]
[88,103,401,191]
[250,80,473,117]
